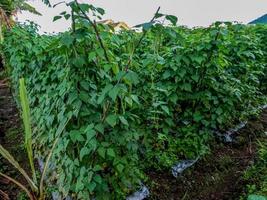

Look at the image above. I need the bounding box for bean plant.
[1,2,267,199]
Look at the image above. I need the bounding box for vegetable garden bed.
[0,70,266,199]
[1,2,267,198]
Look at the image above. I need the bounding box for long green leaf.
[20,3,42,16]
[19,78,37,184]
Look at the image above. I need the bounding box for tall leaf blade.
[19,78,37,184]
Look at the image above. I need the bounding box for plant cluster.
[1,2,267,199]
[243,139,267,198]
[0,78,67,200]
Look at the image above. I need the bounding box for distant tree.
[0,0,44,42]
[0,0,41,18]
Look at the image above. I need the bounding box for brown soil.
[0,75,29,200]
[148,110,267,200]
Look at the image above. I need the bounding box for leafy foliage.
[1,4,267,199]
[0,0,41,17]
[0,78,68,200]
[243,139,267,197]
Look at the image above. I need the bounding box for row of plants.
[1,2,267,199]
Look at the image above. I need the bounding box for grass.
[242,136,267,198]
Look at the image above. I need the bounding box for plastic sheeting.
[126,185,150,200]
[51,192,73,200]
[171,157,199,178]
[259,104,267,110]
[37,157,44,172]
[215,104,267,143]
[215,121,247,143]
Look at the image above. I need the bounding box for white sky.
[17,0,267,33]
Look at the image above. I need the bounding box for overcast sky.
[17,0,267,33]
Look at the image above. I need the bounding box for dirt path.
[148,110,267,200]
[0,76,27,200]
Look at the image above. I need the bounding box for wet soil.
[148,110,267,200]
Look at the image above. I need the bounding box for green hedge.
[2,21,267,199]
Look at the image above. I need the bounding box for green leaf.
[107,148,116,157]
[88,181,96,192]
[79,3,90,12]
[64,14,71,20]
[95,124,104,134]
[19,78,37,184]
[94,175,102,184]
[191,56,204,64]
[97,84,113,104]
[93,165,102,172]
[61,34,73,47]
[155,13,165,19]
[108,86,120,101]
[88,52,96,61]
[75,179,84,191]
[163,70,171,79]
[105,115,117,127]
[85,128,96,141]
[178,69,187,78]
[96,7,105,15]
[191,74,200,82]
[166,15,178,25]
[97,147,106,158]
[193,112,203,122]
[131,95,140,104]
[70,130,85,142]
[181,83,192,92]
[73,57,86,67]
[119,116,129,126]
[42,0,51,7]
[80,81,90,91]
[215,107,223,115]
[80,147,90,160]
[125,71,139,85]
[79,91,90,103]
[88,171,94,182]
[53,15,62,21]
[116,164,124,173]
[161,105,170,115]
[136,22,154,31]
[88,139,97,152]
[112,65,120,75]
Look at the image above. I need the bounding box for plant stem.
[74,0,110,63]
[0,172,36,200]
